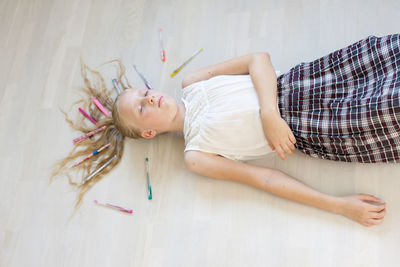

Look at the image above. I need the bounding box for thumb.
[289,135,296,144]
[358,194,381,203]
[267,142,275,150]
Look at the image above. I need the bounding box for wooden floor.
[1,0,400,266]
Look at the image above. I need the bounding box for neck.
[167,101,186,134]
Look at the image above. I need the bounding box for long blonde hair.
[50,59,140,216]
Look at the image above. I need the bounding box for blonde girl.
[52,34,400,226]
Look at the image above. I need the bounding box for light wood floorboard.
[1,0,399,266]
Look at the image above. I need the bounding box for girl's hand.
[339,194,387,227]
[261,111,296,160]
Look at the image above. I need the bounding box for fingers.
[362,209,386,226]
[267,142,275,151]
[365,205,387,226]
[287,134,296,150]
[276,141,296,160]
[289,134,296,145]
[365,218,385,226]
[372,203,386,212]
[270,133,297,160]
[275,146,286,160]
[358,194,381,203]
[370,208,386,219]
[288,142,296,150]
[281,144,294,155]
[276,144,293,160]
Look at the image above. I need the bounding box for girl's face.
[118,88,179,138]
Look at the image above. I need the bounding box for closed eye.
[140,90,149,113]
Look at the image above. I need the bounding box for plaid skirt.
[277,34,400,163]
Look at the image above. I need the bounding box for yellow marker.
[170,48,203,77]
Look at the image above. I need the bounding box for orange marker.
[159,28,166,62]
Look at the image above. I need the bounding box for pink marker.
[73,126,107,144]
[91,97,110,117]
[94,200,133,214]
[79,108,97,125]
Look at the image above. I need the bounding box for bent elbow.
[252,52,271,63]
[184,151,198,172]
[182,76,191,89]
[260,52,271,60]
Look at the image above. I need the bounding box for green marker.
[145,157,152,200]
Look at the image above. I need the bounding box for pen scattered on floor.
[145,157,152,200]
[79,108,97,125]
[91,97,110,117]
[170,47,203,77]
[133,64,153,90]
[73,143,110,167]
[94,200,133,214]
[112,78,123,94]
[159,27,166,62]
[83,155,117,183]
[73,126,107,144]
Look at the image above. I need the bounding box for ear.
[141,129,157,139]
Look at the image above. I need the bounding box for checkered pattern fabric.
[277,34,400,163]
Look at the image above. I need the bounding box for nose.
[146,95,156,106]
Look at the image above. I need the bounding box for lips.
[158,96,163,107]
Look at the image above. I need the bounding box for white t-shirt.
[182,74,279,161]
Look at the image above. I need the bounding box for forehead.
[118,89,142,124]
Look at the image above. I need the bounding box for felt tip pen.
[133,64,153,90]
[73,143,110,167]
[94,200,133,214]
[73,126,107,144]
[170,47,203,77]
[83,155,117,183]
[91,97,110,117]
[112,79,123,94]
[145,157,152,200]
[159,28,166,62]
[79,108,97,125]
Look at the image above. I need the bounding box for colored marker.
[83,155,117,183]
[145,157,152,200]
[159,28,166,62]
[133,64,153,90]
[91,97,110,117]
[73,143,110,167]
[112,79,123,94]
[73,126,107,144]
[170,47,203,77]
[79,108,97,125]
[94,200,133,214]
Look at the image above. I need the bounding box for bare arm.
[184,150,386,226]
[182,53,278,113]
[184,150,342,214]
